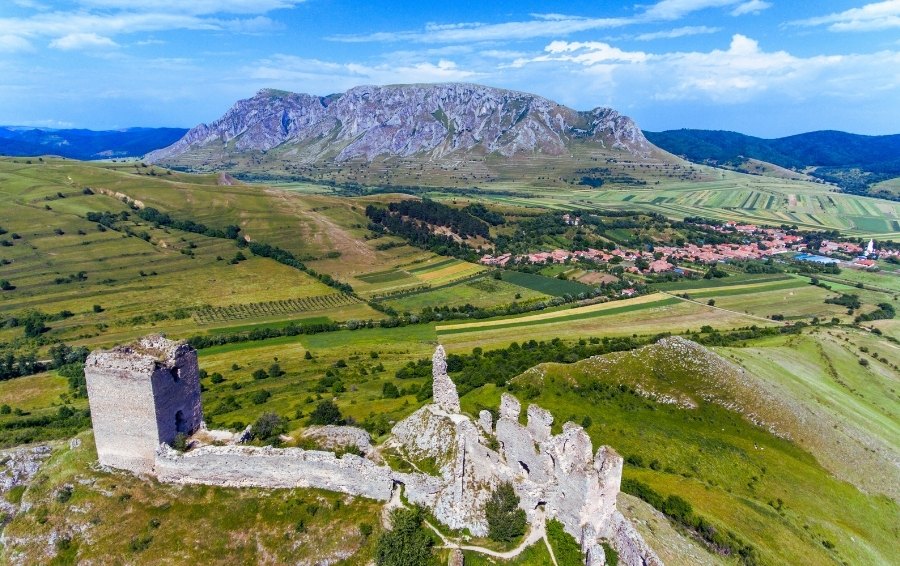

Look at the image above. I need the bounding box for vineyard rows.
[194,293,359,324]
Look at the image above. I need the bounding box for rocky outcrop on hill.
[146,83,654,166]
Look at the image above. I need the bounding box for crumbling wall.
[85,335,201,475]
[155,444,394,501]
[85,350,161,474]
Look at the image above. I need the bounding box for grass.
[383,276,548,313]
[4,432,384,565]
[459,333,899,566]
[436,295,682,335]
[500,270,592,297]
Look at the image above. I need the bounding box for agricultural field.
[383,275,548,313]
[1,158,899,565]
[415,169,900,237]
[0,158,386,348]
[436,293,775,350]
[353,256,486,297]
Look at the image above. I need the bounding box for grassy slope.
[3,433,384,564]
[460,336,899,566]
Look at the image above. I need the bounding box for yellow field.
[436,293,665,332]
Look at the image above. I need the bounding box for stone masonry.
[85,335,202,474]
[85,337,660,565]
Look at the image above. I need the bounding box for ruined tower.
[84,334,203,474]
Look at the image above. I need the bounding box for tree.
[268,363,284,377]
[375,507,434,566]
[22,311,47,338]
[485,482,527,543]
[308,400,343,425]
[251,412,286,443]
[0,280,12,291]
[382,382,400,399]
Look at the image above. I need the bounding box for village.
[480,215,894,275]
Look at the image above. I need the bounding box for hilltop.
[146,83,687,187]
[645,129,900,198]
[0,127,187,161]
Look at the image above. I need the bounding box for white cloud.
[248,55,480,90]
[792,0,900,32]
[49,33,118,50]
[634,25,720,40]
[730,1,772,16]
[0,34,32,52]
[0,12,220,38]
[76,0,306,16]
[640,0,743,21]
[508,34,900,104]
[328,15,633,43]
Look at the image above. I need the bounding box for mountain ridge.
[644,128,900,196]
[0,126,187,160]
[144,83,669,186]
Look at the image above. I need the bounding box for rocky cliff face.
[146,83,654,166]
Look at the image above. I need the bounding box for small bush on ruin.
[171,433,188,452]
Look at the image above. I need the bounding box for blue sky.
[0,0,898,136]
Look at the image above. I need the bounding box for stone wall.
[155,444,394,501]
[85,335,201,475]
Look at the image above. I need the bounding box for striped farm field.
[670,277,809,298]
[411,259,485,285]
[436,293,678,334]
[193,293,360,324]
[439,294,774,350]
[652,273,793,292]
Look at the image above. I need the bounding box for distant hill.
[644,129,900,198]
[0,127,188,160]
[145,83,691,188]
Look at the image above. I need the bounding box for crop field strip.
[435,294,679,335]
[193,293,360,324]
[668,278,810,299]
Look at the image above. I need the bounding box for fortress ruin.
[85,336,660,565]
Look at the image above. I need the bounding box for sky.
[0,0,898,137]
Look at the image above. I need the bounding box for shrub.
[304,351,313,360]
[252,368,269,380]
[0,280,12,291]
[375,507,434,566]
[308,400,343,425]
[485,482,526,543]
[251,412,286,442]
[210,372,225,384]
[171,433,188,451]
[268,363,284,377]
[359,522,374,538]
[382,382,400,399]
[92,304,103,313]
[251,390,271,405]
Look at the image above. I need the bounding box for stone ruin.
[85,335,203,474]
[85,336,660,565]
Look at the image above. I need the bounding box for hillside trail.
[430,508,558,565]
[262,188,376,267]
[384,483,558,564]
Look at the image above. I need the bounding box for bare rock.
[301,425,373,454]
[431,345,461,414]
